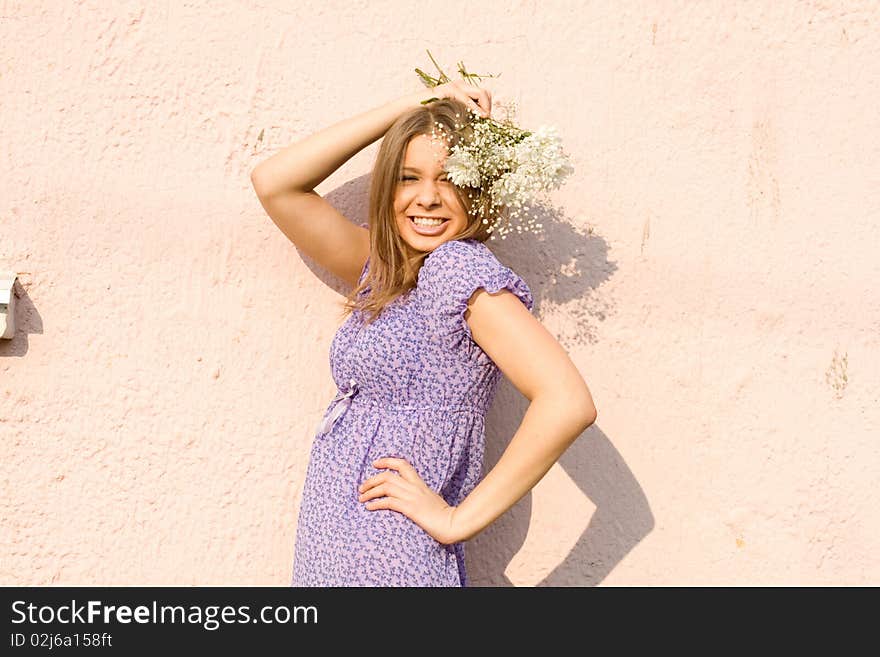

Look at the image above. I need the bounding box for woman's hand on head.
[357,457,461,545]
[414,80,492,119]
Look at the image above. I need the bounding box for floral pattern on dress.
[291,235,534,587]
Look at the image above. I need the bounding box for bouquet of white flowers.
[416,51,574,240]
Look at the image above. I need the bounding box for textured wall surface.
[1,1,878,585]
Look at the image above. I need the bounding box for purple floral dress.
[291,237,534,587]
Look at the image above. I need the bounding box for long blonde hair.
[339,97,490,325]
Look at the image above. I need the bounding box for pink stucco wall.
[2,2,878,585]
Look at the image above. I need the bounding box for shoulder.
[418,238,534,314]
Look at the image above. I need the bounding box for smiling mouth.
[409,216,450,226]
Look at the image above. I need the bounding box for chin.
[403,234,445,253]
[398,217,463,252]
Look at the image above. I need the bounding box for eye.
[400,175,416,181]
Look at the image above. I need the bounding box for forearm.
[251,91,430,196]
[451,392,596,543]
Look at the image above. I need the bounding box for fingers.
[475,88,492,117]
[445,80,491,118]
[358,472,402,494]
[370,457,420,482]
[357,473,410,513]
[363,496,405,513]
[463,87,491,118]
[357,467,406,497]
[358,480,405,503]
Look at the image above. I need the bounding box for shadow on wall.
[471,404,655,586]
[464,202,653,586]
[309,175,654,586]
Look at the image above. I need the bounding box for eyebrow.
[401,166,446,174]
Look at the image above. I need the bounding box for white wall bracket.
[1,271,18,339]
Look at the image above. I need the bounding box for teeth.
[411,216,446,227]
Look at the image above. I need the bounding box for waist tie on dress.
[315,378,359,437]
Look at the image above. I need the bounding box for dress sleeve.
[419,239,534,341]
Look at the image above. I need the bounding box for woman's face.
[393,133,469,253]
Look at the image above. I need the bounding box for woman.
[251,81,597,586]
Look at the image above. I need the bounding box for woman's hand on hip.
[358,457,461,545]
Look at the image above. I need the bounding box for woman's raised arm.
[249,83,492,287]
[249,93,423,286]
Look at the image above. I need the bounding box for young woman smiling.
[251,80,597,586]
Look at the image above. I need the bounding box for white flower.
[414,53,574,238]
[512,126,574,192]
[444,147,481,187]
[434,99,573,239]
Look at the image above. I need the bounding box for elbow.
[250,164,279,198]
[580,403,598,431]
[250,166,265,195]
[554,389,597,433]
[572,389,597,431]
[536,382,597,433]
[587,409,598,429]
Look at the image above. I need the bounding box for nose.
[416,179,442,209]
